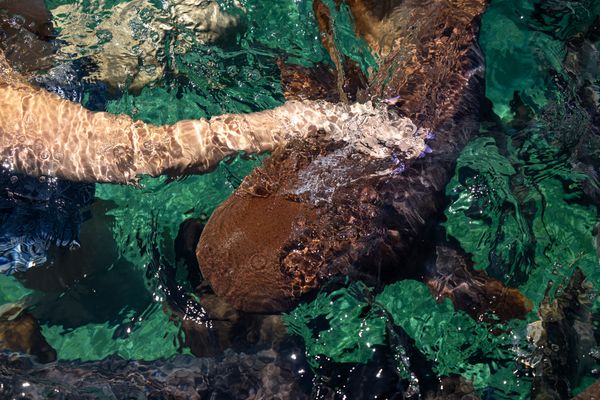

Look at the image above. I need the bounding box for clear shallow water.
[0,0,599,398]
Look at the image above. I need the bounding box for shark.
[0,0,531,319]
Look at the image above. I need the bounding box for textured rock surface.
[0,306,56,364]
[0,0,55,72]
[425,244,533,321]
[529,269,598,399]
[180,293,288,357]
[198,0,489,313]
[51,0,242,90]
[0,350,309,399]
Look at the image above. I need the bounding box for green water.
[0,0,598,397]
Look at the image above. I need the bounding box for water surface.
[0,0,599,398]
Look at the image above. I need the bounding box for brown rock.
[0,0,55,73]
[530,269,597,399]
[425,245,532,321]
[0,306,56,363]
[312,0,369,102]
[180,293,287,356]
[0,0,53,38]
[425,376,479,400]
[574,379,600,400]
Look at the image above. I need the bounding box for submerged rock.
[0,349,310,399]
[425,244,533,321]
[277,60,342,103]
[51,0,243,90]
[573,379,600,400]
[0,304,56,364]
[526,269,598,399]
[0,0,55,73]
[180,293,288,358]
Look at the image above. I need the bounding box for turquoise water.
[0,0,599,398]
